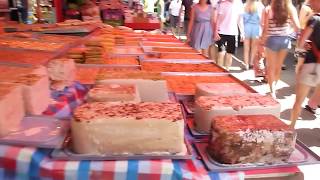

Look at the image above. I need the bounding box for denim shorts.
[265,36,292,51]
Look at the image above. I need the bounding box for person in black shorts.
[291,0,320,127]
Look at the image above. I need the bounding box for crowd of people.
[147,0,320,127]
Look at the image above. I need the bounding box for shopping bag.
[253,43,266,77]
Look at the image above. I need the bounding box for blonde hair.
[245,0,258,14]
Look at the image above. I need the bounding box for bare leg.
[308,85,320,108]
[250,38,259,67]
[217,51,225,67]
[209,44,218,63]
[291,83,312,127]
[274,49,288,82]
[243,38,250,69]
[265,48,277,97]
[202,48,209,58]
[225,53,233,71]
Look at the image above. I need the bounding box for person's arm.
[295,19,314,73]
[187,5,195,42]
[289,4,301,33]
[211,6,217,40]
[260,6,269,44]
[299,5,312,29]
[237,2,245,41]
[214,4,220,41]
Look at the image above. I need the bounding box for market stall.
[0,22,319,180]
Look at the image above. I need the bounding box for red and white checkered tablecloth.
[0,82,301,180]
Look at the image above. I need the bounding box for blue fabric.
[171,161,183,180]
[266,36,292,51]
[78,161,90,180]
[127,160,139,180]
[29,149,49,178]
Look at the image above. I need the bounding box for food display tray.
[181,98,195,115]
[139,59,215,64]
[142,46,201,55]
[194,140,320,172]
[186,118,209,138]
[51,138,192,161]
[162,72,256,96]
[0,116,70,149]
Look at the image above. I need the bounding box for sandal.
[305,105,316,114]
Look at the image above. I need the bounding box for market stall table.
[0,82,304,180]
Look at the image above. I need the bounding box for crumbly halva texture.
[74,102,183,122]
[208,115,296,164]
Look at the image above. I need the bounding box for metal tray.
[186,118,209,138]
[194,140,320,172]
[51,138,192,161]
[0,116,70,149]
[181,98,195,115]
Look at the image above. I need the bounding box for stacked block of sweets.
[47,58,76,90]
[0,84,25,137]
[84,38,108,64]
[87,84,140,103]
[208,115,296,164]
[72,102,184,155]
[194,94,281,133]
[67,47,86,63]
[0,65,50,115]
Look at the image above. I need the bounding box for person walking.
[187,0,216,57]
[169,0,182,34]
[261,0,300,98]
[181,0,193,34]
[291,0,320,127]
[243,0,264,70]
[215,0,245,71]
[298,0,320,113]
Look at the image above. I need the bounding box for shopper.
[169,0,182,34]
[181,0,194,34]
[144,0,156,13]
[291,0,320,127]
[261,0,300,98]
[243,0,264,70]
[187,0,216,57]
[299,0,313,29]
[215,0,245,71]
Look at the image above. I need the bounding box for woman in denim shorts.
[261,0,300,98]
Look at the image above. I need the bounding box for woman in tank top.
[243,0,264,70]
[187,0,216,57]
[261,0,300,98]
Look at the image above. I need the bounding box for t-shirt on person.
[169,0,182,16]
[305,14,320,64]
[216,0,244,36]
